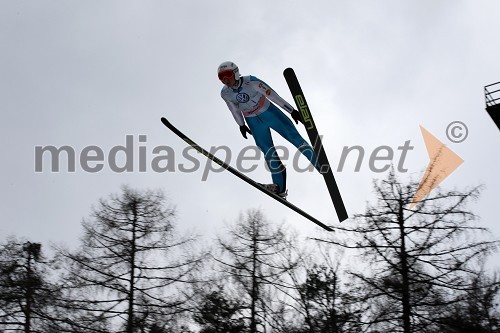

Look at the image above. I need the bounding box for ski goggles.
[218,69,235,81]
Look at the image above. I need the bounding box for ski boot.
[258,183,288,200]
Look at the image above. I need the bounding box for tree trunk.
[250,231,258,333]
[127,204,138,333]
[25,251,32,333]
[398,200,411,333]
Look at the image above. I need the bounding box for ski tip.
[319,224,334,232]
[160,117,169,126]
[283,67,295,76]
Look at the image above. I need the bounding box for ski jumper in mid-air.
[218,61,319,198]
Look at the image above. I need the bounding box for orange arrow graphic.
[410,126,464,208]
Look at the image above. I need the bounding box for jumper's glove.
[239,125,252,139]
[291,110,303,125]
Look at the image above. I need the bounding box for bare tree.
[193,287,246,333]
[279,241,364,333]
[316,171,499,333]
[0,237,60,332]
[55,186,206,333]
[290,263,364,333]
[437,266,500,333]
[215,209,300,333]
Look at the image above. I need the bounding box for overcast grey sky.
[1,1,499,267]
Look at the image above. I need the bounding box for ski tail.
[160,117,334,232]
[283,68,349,222]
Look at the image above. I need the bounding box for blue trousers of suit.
[245,103,319,193]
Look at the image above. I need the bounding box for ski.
[283,68,349,222]
[160,117,334,232]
